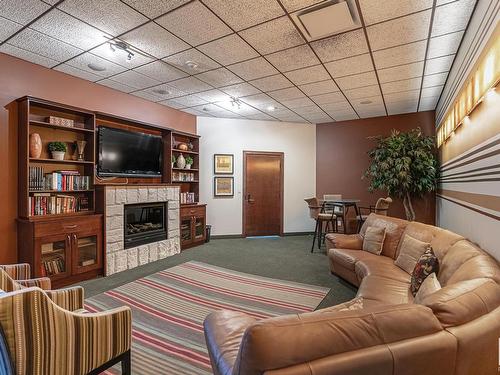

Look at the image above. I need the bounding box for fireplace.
[124,202,167,249]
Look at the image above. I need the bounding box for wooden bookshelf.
[169,132,200,205]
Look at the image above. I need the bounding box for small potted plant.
[185,155,193,169]
[48,141,67,160]
[171,154,176,168]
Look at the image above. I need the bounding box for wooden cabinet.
[18,214,103,288]
[180,204,206,249]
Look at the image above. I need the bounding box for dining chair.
[357,197,393,230]
[305,198,337,252]
[323,194,344,232]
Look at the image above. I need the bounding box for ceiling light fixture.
[109,41,135,62]
[230,97,242,109]
[185,60,199,70]
[152,89,170,95]
[360,100,373,105]
[87,63,106,72]
[267,105,276,111]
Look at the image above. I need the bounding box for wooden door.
[243,151,284,237]
[72,227,102,275]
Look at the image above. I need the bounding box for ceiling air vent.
[291,0,361,41]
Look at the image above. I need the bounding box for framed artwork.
[214,154,234,174]
[214,176,234,197]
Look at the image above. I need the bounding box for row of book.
[42,256,65,276]
[180,192,196,204]
[172,172,196,182]
[29,194,89,216]
[29,166,91,191]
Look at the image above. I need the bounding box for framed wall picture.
[214,154,234,174]
[214,176,234,197]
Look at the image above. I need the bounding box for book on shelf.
[172,171,195,182]
[42,256,65,276]
[29,166,91,191]
[29,193,90,216]
[180,192,196,204]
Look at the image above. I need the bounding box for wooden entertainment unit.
[14,96,205,287]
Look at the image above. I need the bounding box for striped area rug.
[85,261,329,375]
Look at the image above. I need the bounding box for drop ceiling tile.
[133,61,188,82]
[267,87,305,101]
[311,29,369,63]
[423,72,448,88]
[202,0,284,31]
[427,31,464,59]
[121,0,190,19]
[239,16,304,55]
[58,0,147,36]
[381,77,422,94]
[0,43,58,68]
[221,83,261,97]
[344,84,381,100]
[163,49,221,73]
[97,78,136,92]
[266,44,319,72]
[198,34,258,65]
[366,10,432,51]
[130,90,163,102]
[194,89,231,103]
[215,101,261,116]
[167,76,213,94]
[329,109,358,121]
[250,74,293,92]
[1,18,22,43]
[359,0,433,25]
[109,70,162,90]
[240,94,283,111]
[142,83,187,100]
[386,100,418,115]
[158,99,187,110]
[181,107,208,116]
[31,9,110,50]
[245,113,276,121]
[300,80,339,96]
[351,95,385,106]
[0,0,50,24]
[384,89,420,103]
[277,114,309,123]
[284,65,330,85]
[280,96,315,108]
[279,0,324,12]
[9,28,82,62]
[55,64,103,81]
[311,92,346,105]
[421,85,443,98]
[171,94,208,107]
[324,53,373,78]
[419,95,439,111]
[156,1,232,46]
[227,57,278,80]
[357,105,386,118]
[121,22,189,59]
[90,42,153,68]
[294,104,323,115]
[196,67,243,88]
[377,61,424,83]
[436,0,456,5]
[432,0,476,37]
[65,52,127,78]
[425,55,455,75]
[319,100,352,112]
[373,40,427,69]
[336,71,378,90]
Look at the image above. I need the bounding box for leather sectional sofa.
[204,214,500,375]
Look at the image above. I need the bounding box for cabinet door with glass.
[194,214,206,242]
[72,229,102,274]
[180,215,194,246]
[36,234,71,280]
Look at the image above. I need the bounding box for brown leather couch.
[203,214,500,375]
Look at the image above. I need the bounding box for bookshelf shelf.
[29,120,94,133]
[173,180,200,183]
[29,189,93,193]
[171,148,199,155]
[29,158,94,165]
[172,167,199,171]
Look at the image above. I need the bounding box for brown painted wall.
[316,111,436,225]
[0,53,196,264]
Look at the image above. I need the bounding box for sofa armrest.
[16,277,51,290]
[45,286,84,311]
[325,233,363,250]
[0,263,31,280]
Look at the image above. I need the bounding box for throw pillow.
[414,272,441,304]
[410,248,440,296]
[395,235,431,274]
[362,226,386,255]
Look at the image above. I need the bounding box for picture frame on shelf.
[214,154,233,174]
[214,176,234,197]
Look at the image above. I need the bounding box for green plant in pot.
[364,128,438,221]
[171,154,176,168]
[184,155,194,169]
[48,141,67,161]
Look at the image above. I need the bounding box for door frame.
[242,151,284,237]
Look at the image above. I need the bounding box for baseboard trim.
[211,232,313,239]
[283,231,314,236]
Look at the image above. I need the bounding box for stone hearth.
[103,185,181,276]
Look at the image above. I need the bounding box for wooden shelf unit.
[169,132,200,205]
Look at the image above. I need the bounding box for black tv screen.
[97,126,162,178]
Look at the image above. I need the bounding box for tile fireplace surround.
[103,185,181,276]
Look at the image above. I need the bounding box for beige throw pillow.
[395,235,431,274]
[414,273,441,304]
[362,226,386,255]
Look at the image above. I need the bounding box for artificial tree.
[364,128,438,221]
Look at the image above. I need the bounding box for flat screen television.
[97,126,163,178]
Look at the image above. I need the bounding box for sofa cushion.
[362,227,386,255]
[438,240,483,286]
[325,233,363,250]
[446,255,500,285]
[360,214,408,259]
[410,248,440,296]
[355,254,411,283]
[328,248,373,271]
[395,235,431,274]
[414,273,441,304]
[357,276,413,305]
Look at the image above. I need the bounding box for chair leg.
[311,220,319,253]
[318,221,323,249]
[122,350,131,375]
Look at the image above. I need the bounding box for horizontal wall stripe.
[438,188,500,213]
[441,134,500,169]
[437,194,500,221]
[441,163,500,178]
[439,181,499,196]
[441,149,500,173]
[439,170,500,182]
[440,177,500,183]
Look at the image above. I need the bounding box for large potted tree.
[364,128,438,221]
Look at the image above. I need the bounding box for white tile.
[324,53,373,78]
[311,29,369,63]
[311,92,346,105]
[192,103,237,117]
[215,101,261,116]
[221,83,261,97]
[250,74,293,92]
[266,44,319,72]
[65,52,127,78]
[239,16,304,55]
[419,95,439,111]
[121,22,189,59]
[158,99,187,110]
[109,70,162,89]
[421,85,443,98]
[267,87,305,101]
[97,78,136,92]
[171,94,208,107]
[31,9,110,50]
[367,10,431,51]
[133,61,187,82]
[299,80,339,96]
[89,42,153,68]
[373,40,427,69]
[351,95,385,107]
[245,113,276,121]
[386,100,418,115]
[336,71,378,90]
[0,43,58,68]
[280,0,324,12]
[294,104,323,115]
[55,64,103,81]
[0,17,22,42]
[9,28,82,62]
[196,67,243,88]
[328,109,358,121]
[181,107,207,116]
[130,91,163,102]
[284,65,330,85]
[280,96,315,108]
[427,31,464,59]
[142,83,187,100]
[167,76,213,94]
[377,61,424,83]
[384,89,420,103]
[202,0,284,31]
[344,85,381,100]
[359,0,433,25]
[319,100,352,112]
[198,34,258,65]
[194,89,231,103]
[0,0,50,24]
[381,77,422,94]
[432,0,476,37]
[240,93,283,111]
[356,103,387,118]
[121,0,190,19]
[425,55,455,75]
[163,49,221,73]
[227,57,278,81]
[423,72,448,88]
[156,1,232,46]
[58,0,147,36]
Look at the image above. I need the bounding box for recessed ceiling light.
[202,107,209,112]
[360,100,373,105]
[267,105,276,111]
[152,89,170,95]
[87,63,106,72]
[185,60,199,69]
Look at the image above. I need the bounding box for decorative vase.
[176,153,186,169]
[185,164,191,170]
[51,151,65,160]
[29,133,42,158]
[75,140,87,161]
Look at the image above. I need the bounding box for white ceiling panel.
[221,83,261,97]
[167,76,213,94]
[384,89,420,103]
[240,93,282,110]
[250,74,293,92]
[280,96,315,108]
[419,95,439,111]
[324,53,374,78]
[421,85,444,98]
[194,89,231,103]
[312,91,347,105]
[90,42,153,68]
[227,57,278,81]
[0,0,50,24]
[319,100,352,112]
[245,113,276,121]
[215,101,261,116]
[121,0,190,19]
[265,44,320,72]
[359,0,433,25]
[328,109,358,121]
[386,100,418,115]
[336,71,378,90]
[381,77,422,94]
[267,87,305,101]
[427,31,464,59]
[0,17,22,42]
[171,94,209,107]
[280,0,324,13]
[422,72,448,88]
[284,65,330,85]
[163,49,221,73]
[130,90,164,102]
[54,63,103,81]
[373,40,427,69]
[299,79,339,96]
[311,29,369,63]
[424,54,455,75]
[141,83,187,100]
[432,0,476,37]
[133,61,188,82]
[157,99,187,110]
[198,34,258,65]
[65,52,127,78]
[108,70,161,89]
[97,78,136,92]
[344,84,381,100]
[377,61,424,83]
[196,67,243,88]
